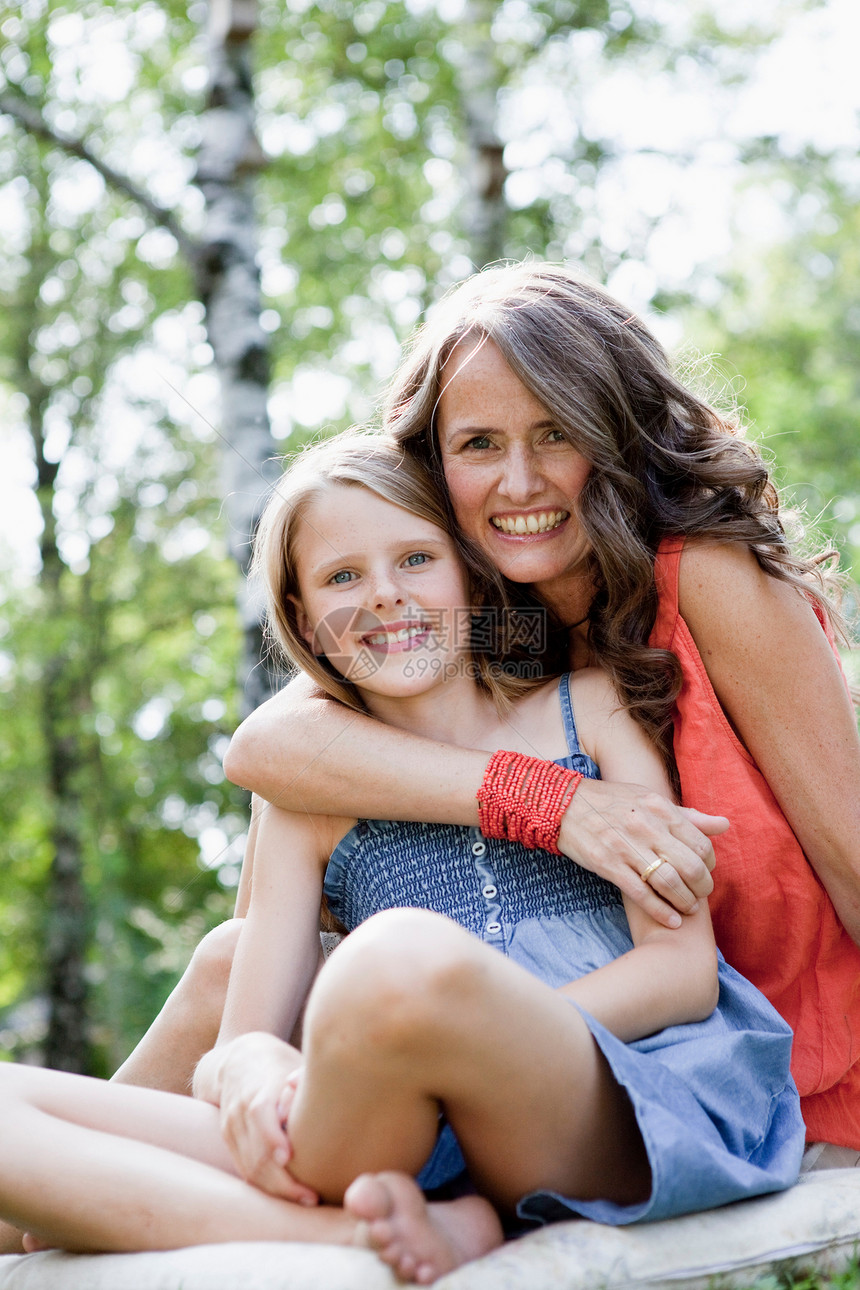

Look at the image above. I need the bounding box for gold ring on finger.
[641,856,667,884]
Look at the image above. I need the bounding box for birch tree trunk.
[195,0,280,714]
[0,0,279,1069]
[457,0,509,268]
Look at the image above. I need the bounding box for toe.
[397,1252,417,1279]
[368,1217,395,1247]
[344,1174,394,1223]
[378,1239,404,1270]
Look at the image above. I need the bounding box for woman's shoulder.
[675,539,839,724]
[653,539,769,639]
[677,539,815,641]
[677,536,761,594]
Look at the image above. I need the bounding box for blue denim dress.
[323,675,804,1226]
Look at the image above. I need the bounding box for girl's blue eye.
[404,552,428,567]
[330,570,353,584]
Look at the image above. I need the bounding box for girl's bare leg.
[0,1064,355,1253]
[286,909,649,1280]
[111,799,305,1096]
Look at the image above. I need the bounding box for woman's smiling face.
[437,336,592,598]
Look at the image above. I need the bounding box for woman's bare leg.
[0,1063,355,1253]
[111,919,242,1094]
[1,922,243,1256]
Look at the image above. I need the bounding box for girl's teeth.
[366,625,424,645]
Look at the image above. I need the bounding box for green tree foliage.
[676,151,860,583]
[0,4,245,1072]
[0,0,856,1072]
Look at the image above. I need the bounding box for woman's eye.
[404,552,429,567]
[330,570,354,585]
[464,435,491,450]
[545,429,568,444]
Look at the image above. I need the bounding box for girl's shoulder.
[566,665,619,706]
[506,669,619,763]
[504,676,570,761]
[257,804,359,873]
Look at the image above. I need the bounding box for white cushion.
[1,1169,858,1290]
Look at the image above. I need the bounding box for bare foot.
[345,1172,503,1284]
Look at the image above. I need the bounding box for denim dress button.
[482,885,497,899]
[486,921,501,934]
[472,840,487,857]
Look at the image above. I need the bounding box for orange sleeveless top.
[651,539,860,1147]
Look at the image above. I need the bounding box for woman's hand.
[195,1032,318,1205]
[559,778,728,928]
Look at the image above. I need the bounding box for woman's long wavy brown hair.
[383,261,843,788]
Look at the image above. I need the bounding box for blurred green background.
[0,0,857,1075]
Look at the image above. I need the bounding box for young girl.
[0,433,803,1282]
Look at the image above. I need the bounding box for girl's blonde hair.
[252,431,554,712]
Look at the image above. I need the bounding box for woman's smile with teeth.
[491,510,569,536]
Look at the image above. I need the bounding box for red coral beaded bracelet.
[476,749,583,855]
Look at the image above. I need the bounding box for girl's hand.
[201,1032,319,1205]
[558,778,728,928]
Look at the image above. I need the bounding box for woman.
[221,262,860,1156]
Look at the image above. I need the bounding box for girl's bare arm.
[680,541,860,946]
[560,669,719,1040]
[224,674,722,927]
[194,803,341,1200]
[561,897,718,1043]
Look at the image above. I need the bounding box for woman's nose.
[500,446,543,504]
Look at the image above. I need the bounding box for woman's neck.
[531,568,594,630]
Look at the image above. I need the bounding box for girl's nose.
[500,446,543,505]
[368,570,405,610]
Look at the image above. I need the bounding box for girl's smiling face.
[289,484,473,702]
[437,336,593,604]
